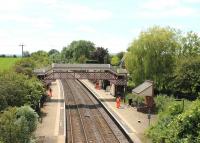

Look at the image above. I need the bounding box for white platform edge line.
[59,80,66,141]
[54,80,60,136]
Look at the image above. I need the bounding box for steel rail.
[65,79,89,143]
[74,80,121,143]
[63,80,74,143]
[69,80,107,143]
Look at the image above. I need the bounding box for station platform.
[35,80,65,143]
[80,79,157,143]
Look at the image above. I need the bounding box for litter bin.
[128,99,133,106]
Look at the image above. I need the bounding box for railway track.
[62,79,130,143]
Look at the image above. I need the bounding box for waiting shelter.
[132,80,154,108]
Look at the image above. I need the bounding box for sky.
[0,0,200,55]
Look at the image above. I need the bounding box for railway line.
[62,79,130,143]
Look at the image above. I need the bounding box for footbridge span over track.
[34,64,127,86]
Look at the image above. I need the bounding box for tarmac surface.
[34,80,65,143]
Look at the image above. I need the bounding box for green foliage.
[14,58,35,77]
[30,50,50,68]
[48,49,59,56]
[165,100,200,143]
[154,95,174,113]
[173,56,200,99]
[125,26,177,89]
[49,52,61,63]
[147,97,200,143]
[178,31,200,57]
[61,40,95,63]
[16,106,38,133]
[90,47,109,63]
[0,71,44,111]
[126,93,145,106]
[0,106,38,143]
[147,102,183,143]
[116,51,125,60]
[77,55,87,63]
[111,55,120,66]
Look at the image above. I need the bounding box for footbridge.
[34,64,127,85]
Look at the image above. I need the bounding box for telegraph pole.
[19,44,25,57]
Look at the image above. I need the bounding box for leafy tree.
[148,100,200,143]
[23,51,30,57]
[172,56,200,99]
[116,51,125,60]
[0,106,38,143]
[111,55,120,66]
[13,58,35,77]
[49,52,61,63]
[178,31,200,57]
[0,107,19,143]
[48,49,59,56]
[90,47,109,63]
[0,94,7,111]
[0,72,44,111]
[77,55,87,63]
[30,50,50,68]
[61,40,95,63]
[125,26,178,90]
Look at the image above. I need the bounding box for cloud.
[134,0,199,19]
[76,26,96,33]
[47,3,112,22]
[66,5,112,21]
[142,0,180,10]
[0,0,24,12]
[0,14,53,29]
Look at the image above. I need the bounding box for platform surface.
[35,80,65,143]
[81,80,157,143]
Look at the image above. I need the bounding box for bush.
[126,93,145,107]
[0,71,44,111]
[147,102,183,143]
[147,97,198,143]
[172,56,200,99]
[0,106,38,143]
[154,95,174,113]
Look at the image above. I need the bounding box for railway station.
[34,64,156,143]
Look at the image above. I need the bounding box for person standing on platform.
[116,96,121,108]
[48,88,52,97]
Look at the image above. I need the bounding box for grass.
[0,57,21,71]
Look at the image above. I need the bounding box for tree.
[49,53,61,63]
[23,51,30,57]
[125,26,178,90]
[178,31,200,57]
[116,51,125,60]
[14,58,35,77]
[172,56,200,99]
[0,106,38,143]
[0,71,44,111]
[148,100,200,143]
[111,55,120,66]
[90,47,109,63]
[31,50,50,68]
[48,49,59,56]
[61,40,95,63]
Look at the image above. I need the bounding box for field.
[0,57,21,71]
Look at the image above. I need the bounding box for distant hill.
[0,57,21,71]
